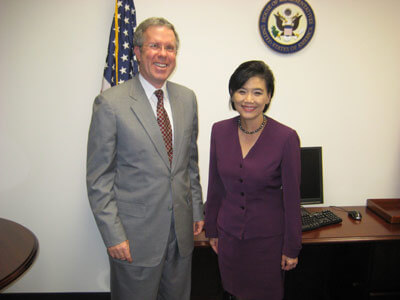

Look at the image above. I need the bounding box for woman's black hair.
[229,60,275,113]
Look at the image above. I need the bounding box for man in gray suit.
[87,17,204,300]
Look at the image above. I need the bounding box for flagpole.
[114,0,119,85]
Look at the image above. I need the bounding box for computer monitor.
[300,146,323,205]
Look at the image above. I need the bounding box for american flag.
[102,0,138,91]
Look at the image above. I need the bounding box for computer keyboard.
[301,208,343,232]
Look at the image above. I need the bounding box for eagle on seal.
[274,11,302,38]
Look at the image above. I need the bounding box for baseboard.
[0,292,219,300]
[0,293,110,300]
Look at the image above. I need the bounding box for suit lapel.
[129,77,171,169]
[168,82,184,172]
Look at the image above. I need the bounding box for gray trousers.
[109,219,192,300]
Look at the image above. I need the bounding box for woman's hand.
[209,238,219,254]
[281,254,298,271]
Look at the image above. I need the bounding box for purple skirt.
[218,229,285,300]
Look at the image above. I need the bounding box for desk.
[0,218,39,291]
[302,206,400,243]
[192,206,400,300]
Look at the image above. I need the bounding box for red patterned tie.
[155,89,173,165]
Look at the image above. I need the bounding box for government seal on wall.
[259,0,316,54]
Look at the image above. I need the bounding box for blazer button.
[240,206,245,210]
[168,205,173,211]
[240,192,245,196]
[239,164,243,168]
[239,178,243,183]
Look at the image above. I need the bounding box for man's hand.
[107,240,132,263]
[193,220,204,236]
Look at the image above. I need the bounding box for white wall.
[1,0,399,293]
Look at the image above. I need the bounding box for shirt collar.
[138,74,167,100]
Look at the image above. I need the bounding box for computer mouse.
[348,210,362,220]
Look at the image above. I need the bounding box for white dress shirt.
[138,74,174,143]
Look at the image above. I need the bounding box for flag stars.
[103,0,138,90]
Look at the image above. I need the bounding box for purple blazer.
[204,116,302,258]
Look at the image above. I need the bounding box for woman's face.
[232,76,271,121]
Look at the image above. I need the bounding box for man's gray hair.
[133,17,180,51]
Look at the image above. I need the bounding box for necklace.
[238,115,267,134]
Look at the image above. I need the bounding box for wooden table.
[192,206,400,300]
[302,206,400,243]
[0,218,39,290]
[195,206,400,246]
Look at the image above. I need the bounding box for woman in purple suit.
[204,61,302,300]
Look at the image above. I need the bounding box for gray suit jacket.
[86,76,203,267]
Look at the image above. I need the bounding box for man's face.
[134,26,177,88]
